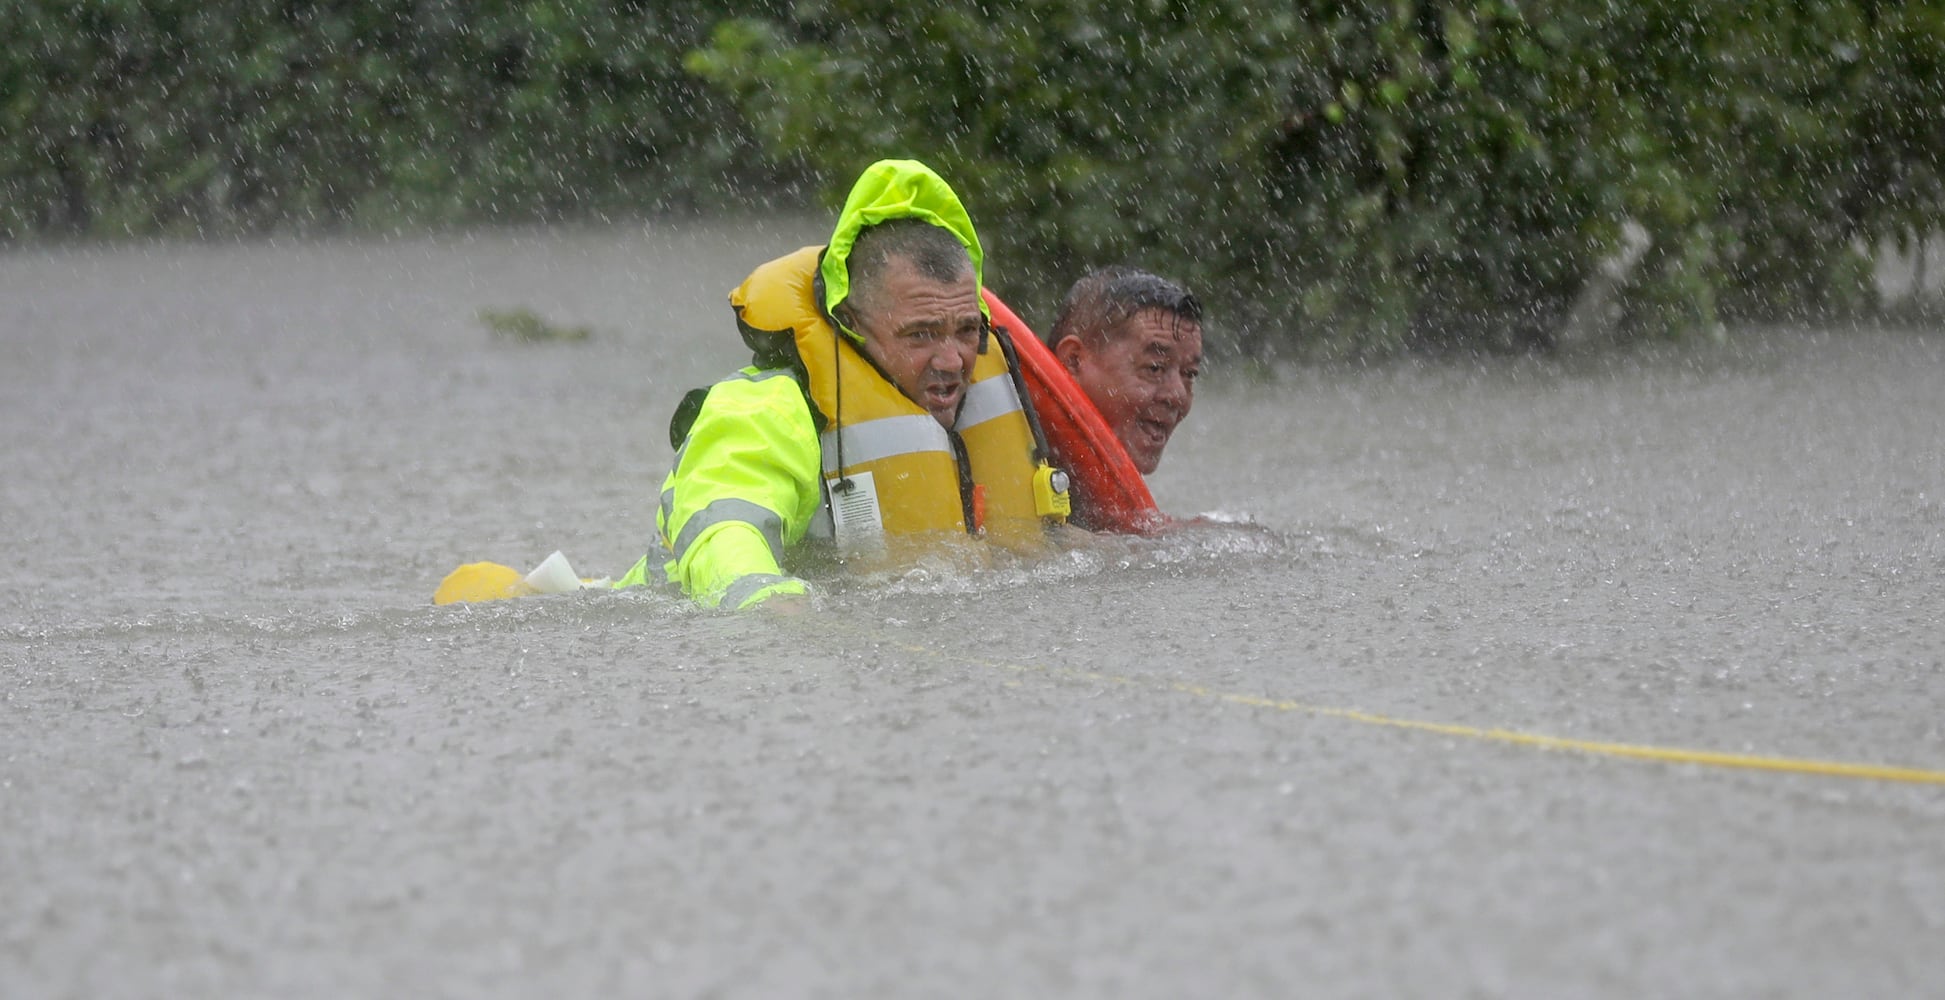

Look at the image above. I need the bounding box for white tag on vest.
[827,470,885,549]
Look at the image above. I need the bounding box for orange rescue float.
[983,289,1168,535]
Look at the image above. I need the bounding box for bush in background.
[688,0,1945,354]
[0,0,787,236]
[5,0,1940,355]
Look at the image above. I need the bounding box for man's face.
[1057,309,1202,475]
[848,256,984,429]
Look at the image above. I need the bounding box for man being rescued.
[1025,265,1203,534]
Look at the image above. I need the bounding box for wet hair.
[844,217,973,319]
[1049,265,1202,348]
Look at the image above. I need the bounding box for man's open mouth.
[925,382,963,409]
[1136,417,1173,449]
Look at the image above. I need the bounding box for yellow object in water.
[433,562,535,605]
[433,551,605,605]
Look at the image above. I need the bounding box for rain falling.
[3,3,1942,997]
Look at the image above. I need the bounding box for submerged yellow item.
[434,551,606,605]
[433,562,530,605]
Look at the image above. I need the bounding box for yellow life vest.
[729,245,1057,565]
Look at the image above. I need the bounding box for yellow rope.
[891,640,1945,786]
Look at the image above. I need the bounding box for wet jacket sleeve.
[655,370,822,609]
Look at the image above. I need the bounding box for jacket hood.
[820,159,989,341]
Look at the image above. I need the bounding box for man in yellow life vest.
[613,159,1071,610]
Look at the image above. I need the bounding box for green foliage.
[687,0,1945,355]
[688,1,1311,343]
[4,0,1939,354]
[0,0,784,236]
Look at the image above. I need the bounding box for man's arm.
[657,370,823,610]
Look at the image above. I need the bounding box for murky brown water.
[4,224,1943,998]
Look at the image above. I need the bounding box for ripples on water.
[5,232,1943,999]
[811,516,1302,598]
[5,516,1302,647]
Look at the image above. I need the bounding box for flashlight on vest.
[1033,464,1072,521]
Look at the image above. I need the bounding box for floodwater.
[3,223,1942,999]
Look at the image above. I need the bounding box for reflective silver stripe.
[670,498,786,566]
[731,368,798,383]
[819,414,952,474]
[722,573,796,609]
[954,374,1023,432]
[805,492,835,542]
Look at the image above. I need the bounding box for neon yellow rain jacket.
[616,159,990,609]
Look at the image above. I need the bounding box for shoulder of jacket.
[712,366,807,400]
[670,368,810,449]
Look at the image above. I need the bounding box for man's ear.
[1053,335,1085,376]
